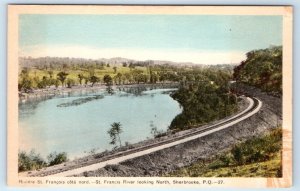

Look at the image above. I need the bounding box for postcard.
[7,5,292,188]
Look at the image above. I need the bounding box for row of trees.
[17,69,170,93]
[19,64,235,93]
[18,69,114,92]
[18,69,67,92]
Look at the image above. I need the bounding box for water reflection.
[19,86,178,118]
[106,86,114,95]
[121,86,147,96]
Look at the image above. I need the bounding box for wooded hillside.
[233,46,282,95]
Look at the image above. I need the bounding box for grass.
[202,153,281,177]
[166,127,282,177]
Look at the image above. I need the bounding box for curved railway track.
[26,96,262,177]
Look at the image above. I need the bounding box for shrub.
[18,150,47,172]
[231,145,244,165]
[151,127,167,138]
[47,152,68,166]
[219,154,232,166]
[230,128,282,165]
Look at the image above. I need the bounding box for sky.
[19,15,282,65]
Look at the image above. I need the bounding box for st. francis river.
[19,87,182,159]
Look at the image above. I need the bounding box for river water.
[18,87,182,159]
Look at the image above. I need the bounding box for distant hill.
[19,56,236,70]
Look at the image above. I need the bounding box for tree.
[54,79,60,88]
[19,77,33,92]
[231,145,244,165]
[18,68,33,92]
[66,78,75,88]
[78,74,84,85]
[103,74,113,86]
[136,74,148,84]
[115,73,122,85]
[113,66,117,74]
[90,75,99,87]
[107,122,123,147]
[150,72,159,84]
[122,62,127,67]
[20,68,29,78]
[37,76,50,89]
[131,69,145,83]
[84,76,90,86]
[57,71,69,87]
[124,73,133,84]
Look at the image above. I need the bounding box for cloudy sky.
[19,15,282,65]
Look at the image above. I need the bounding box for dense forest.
[168,46,283,130]
[169,69,238,130]
[233,46,282,95]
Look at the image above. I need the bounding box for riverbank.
[19,82,180,101]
